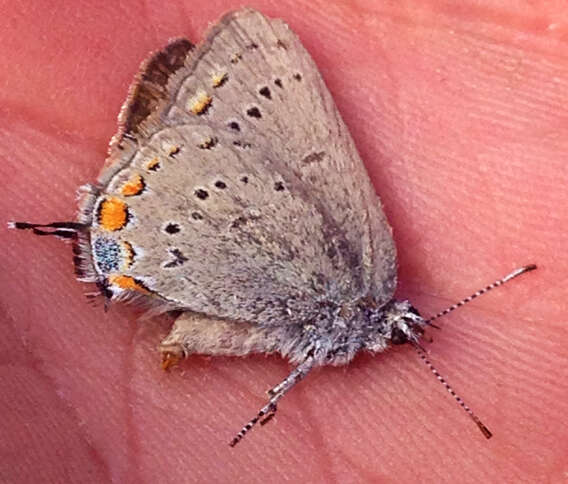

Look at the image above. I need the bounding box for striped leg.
[230,356,315,447]
[267,378,289,397]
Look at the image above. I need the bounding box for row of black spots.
[233,140,252,149]
[199,136,254,152]
[227,106,262,133]
[272,73,302,89]
[191,175,283,205]
[216,174,285,194]
[219,175,283,192]
[160,176,282,234]
[163,248,188,268]
[228,41,257,66]
[193,178,227,202]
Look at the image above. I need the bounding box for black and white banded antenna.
[414,264,537,439]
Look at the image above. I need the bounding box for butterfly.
[11,8,535,446]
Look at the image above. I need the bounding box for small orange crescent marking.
[121,174,145,196]
[212,72,228,88]
[108,275,148,293]
[146,157,160,171]
[190,92,212,115]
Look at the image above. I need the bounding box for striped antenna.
[424,264,536,326]
[417,264,537,438]
[414,344,492,438]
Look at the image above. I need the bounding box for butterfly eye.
[391,327,408,345]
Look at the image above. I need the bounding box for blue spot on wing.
[93,237,121,274]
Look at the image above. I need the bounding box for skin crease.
[1,0,567,482]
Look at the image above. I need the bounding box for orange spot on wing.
[189,91,212,115]
[146,157,160,171]
[167,145,180,157]
[97,197,129,231]
[108,274,149,293]
[120,174,145,196]
[212,72,228,88]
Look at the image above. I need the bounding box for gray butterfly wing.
[85,8,396,326]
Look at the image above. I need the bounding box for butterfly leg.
[230,356,315,446]
[267,378,288,397]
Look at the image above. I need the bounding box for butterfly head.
[388,301,425,345]
[361,300,426,353]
